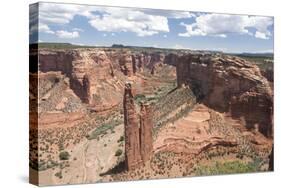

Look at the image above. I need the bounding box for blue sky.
[30,2,274,53]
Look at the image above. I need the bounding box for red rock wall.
[123,83,142,170]
[39,50,116,108]
[139,103,153,163]
[175,54,273,138]
[123,84,154,170]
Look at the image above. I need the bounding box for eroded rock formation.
[124,83,142,170]
[123,83,153,170]
[140,102,153,163]
[38,49,175,111]
[173,53,273,137]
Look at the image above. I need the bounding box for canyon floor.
[29,46,273,186]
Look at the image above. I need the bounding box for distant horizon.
[30,2,274,54]
[32,41,274,54]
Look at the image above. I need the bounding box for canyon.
[30,46,273,185]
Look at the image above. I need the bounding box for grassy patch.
[115,149,123,157]
[59,151,70,161]
[86,119,122,140]
[195,159,262,176]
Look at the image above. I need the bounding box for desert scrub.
[55,171,63,179]
[115,149,123,156]
[117,135,124,143]
[195,159,262,176]
[59,151,70,160]
[86,119,122,140]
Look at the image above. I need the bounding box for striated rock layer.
[38,49,175,112]
[172,53,273,138]
[123,83,142,170]
[140,102,153,163]
[123,83,153,170]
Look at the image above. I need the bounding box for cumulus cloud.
[179,14,273,39]
[139,9,195,19]
[88,8,169,36]
[72,28,84,32]
[255,31,268,39]
[38,3,93,24]
[39,23,55,34]
[55,30,79,38]
[36,3,194,37]
[33,2,273,40]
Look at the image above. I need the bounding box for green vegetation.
[86,119,122,140]
[117,135,124,143]
[115,149,123,156]
[153,87,196,135]
[234,54,273,72]
[59,151,70,161]
[134,94,146,103]
[195,159,262,176]
[55,171,63,179]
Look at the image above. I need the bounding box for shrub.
[115,149,123,156]
[117,136,124,143]
[59,151,70,160]
[55,171,62,179]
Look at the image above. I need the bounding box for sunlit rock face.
[174,53,273,138]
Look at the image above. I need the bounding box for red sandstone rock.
[39,49,120,111]
[174,54,273,137]
[123,83,154,170]
[123,83,142,170]
[139,102,153,163]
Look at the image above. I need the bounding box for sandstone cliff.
[38,49,175,112]
[123,83,153,170]
[123,83,142,170]
[173,53,273,137]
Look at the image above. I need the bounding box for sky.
[29,2,274,53]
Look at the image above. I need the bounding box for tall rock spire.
[123,82,142,170]
[140,102,153,163]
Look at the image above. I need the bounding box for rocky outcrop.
[124,83,142,170]
[140,102,153,162]
[38,48,273,138]
[38,49,175,111]
[39,49,121,111]
[123,83,153,170]
[173,53,273,138]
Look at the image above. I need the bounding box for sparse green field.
[195,159,263,176]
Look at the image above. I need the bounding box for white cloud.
[39,23,55,34]
[139,9,195,19]
[55,30,79,38]
[88,8,169,36]
[37,3,172,37]
[72,28,84,32]
[38,3,92,24]
[179,14,273,39]
[166,11,195,19]
[255,31,268,39]
[35,2,273,40]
